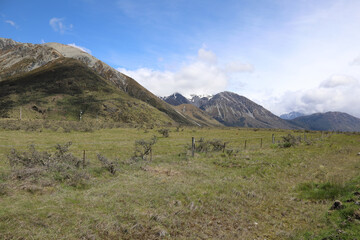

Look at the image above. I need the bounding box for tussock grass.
[0,126,359,239]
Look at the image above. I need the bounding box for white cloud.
[118,48,252,97]
[198,48,217,64]
[320,75,358,88]
[226,61,254,73]
[67,43,92,54]
[5,20,18,28]
[269,75,360,118]
[350,55,360,66]
[49,17,73,34]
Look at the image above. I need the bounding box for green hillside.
[0,58,173,126]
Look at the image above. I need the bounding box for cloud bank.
[272,75,360,118]
[118,48,253,97]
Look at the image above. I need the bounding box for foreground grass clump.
[298,177,360,239]
[297,181,357,200]
[0,126,359,239]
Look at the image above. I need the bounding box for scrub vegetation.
[0,121,359,239]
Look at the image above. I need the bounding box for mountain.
[0,57,174,124]
[192,91,296,129]
[290,112,360,132]
[162,92,190,106]
[189,94,213,108]
[172,104,223,127]
[280,111,306,120]
[0,38,192,125]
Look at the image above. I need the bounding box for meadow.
[0,120,359,239]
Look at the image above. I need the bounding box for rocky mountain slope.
[172,104,223,127]
[280,111,305,120]
[0,38,192,125]
[161,93,190,106]
[290,112,360,132]
[197,91,296,128]
[164,91,297,129]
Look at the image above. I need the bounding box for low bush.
[158,128,169,137]
[193,138,227,153]
[278,134,301,148]
[7,142,89,187]
[132,136,157,161]
[97,154,117,175]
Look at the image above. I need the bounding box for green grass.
[0,125,359,239]
[297,182,356,200]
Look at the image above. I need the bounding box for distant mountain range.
[1,37,360,131]
[164,92,295,129]
[163,92,360,131]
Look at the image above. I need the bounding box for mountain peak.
[162,92,190,106]
[0,37,19,49]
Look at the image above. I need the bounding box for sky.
[1,0,360,117]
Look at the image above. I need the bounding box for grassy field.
[0,121,360,239]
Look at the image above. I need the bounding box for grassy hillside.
[0,124,359,239]
[0,58,173,126]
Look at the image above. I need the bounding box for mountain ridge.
[0,38,193,125]
[290,111,360,132]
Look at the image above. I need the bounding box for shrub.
[279,134,300,148]
[132,136,157,161]
[193,138,227,153]
[97,154,117,175]
[158,128,169,137]
[7,142,89,186]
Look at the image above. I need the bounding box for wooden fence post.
[223,142,226,153]
[304,132,307,141]
[260,138,263,148]
[192,137,195,157]
[244,140,247,150]
[83,150,86,168]
[272,134,275,144]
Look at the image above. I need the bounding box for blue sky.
[2,0,360,117]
